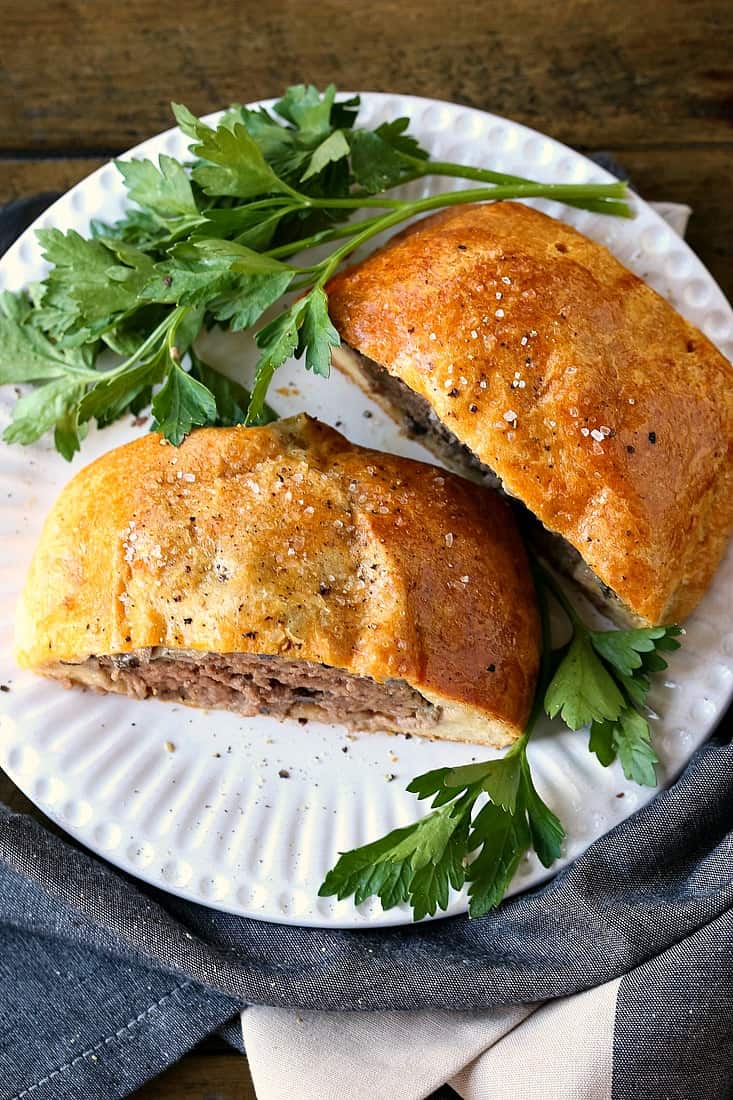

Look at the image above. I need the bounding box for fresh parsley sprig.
[0,85,632,457]
[318,736,566,920]
[540,565,681,787]
[319,564,681,921]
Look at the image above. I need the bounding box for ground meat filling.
[355,351,502,489]
[345,346,635,624]
[64,650,440,733]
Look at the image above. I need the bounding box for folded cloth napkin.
[0,190,731,1100]
[1,730,731,1100]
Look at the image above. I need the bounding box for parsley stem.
[519,556,555,744]
[298,194,405,210]
[264,214,385,259]
[309,182,632,289]
[533,559,586,633]
[109,309,179,375]
[165,305,193,360]
[398,180,629,208]
[399,157,631,217]
[295,181,630,216]
[276,180,312,203]
[404,155,542,188]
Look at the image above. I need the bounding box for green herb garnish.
[0,84,632,458]
[319,564,681,920]
[319,737,566,921]
[541,567,681,786]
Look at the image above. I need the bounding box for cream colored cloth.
[239,201,690,1100]
[241,977,620,1100]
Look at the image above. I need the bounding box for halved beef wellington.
[15,414,540,747]
[326,201,733,627]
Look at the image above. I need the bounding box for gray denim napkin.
[0,184,730,1100]
[2,728,731,1099]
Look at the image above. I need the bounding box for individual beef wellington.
[326,201,733,627]
[15,414,540,748]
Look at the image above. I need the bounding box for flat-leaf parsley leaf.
[0,84,632,457]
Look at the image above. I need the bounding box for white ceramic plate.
[1,94,732,928]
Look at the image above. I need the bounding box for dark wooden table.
[1,1,731,1095]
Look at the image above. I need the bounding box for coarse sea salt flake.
[503,410,517,422]
[590,429,605,442]
[495,308,505,319]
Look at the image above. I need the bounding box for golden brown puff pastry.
[15,414,539,747]
[326,201,733,626]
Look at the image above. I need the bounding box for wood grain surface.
[132,1050,257,1100]
[1,1,731,1097]
[1,0,732,151]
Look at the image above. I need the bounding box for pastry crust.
[15,414,540,746]
[326,202,733,625]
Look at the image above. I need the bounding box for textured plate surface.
[1,94,732,928]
